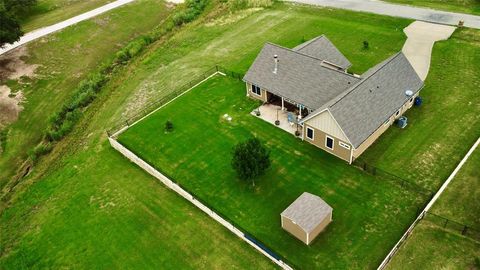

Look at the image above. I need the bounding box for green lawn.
[20,0,115,32]
[118,75,425,269]
[0,0,172,189]
[384,0,480,15]
[361,28,480,191]
[0,2,436,268]
[387,220,480,270]
[387,147,480,269]
[431,147,480,226]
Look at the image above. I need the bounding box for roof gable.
[243,43,360,110]
[293,35,352,70]
[329,52,423,148]
[281,192,332,233]
[303,109,350,143]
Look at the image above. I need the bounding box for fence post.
[444,218,448,228]
[462,226,468,235]
[125,120,129,126]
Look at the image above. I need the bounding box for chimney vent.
[273,55,279,74]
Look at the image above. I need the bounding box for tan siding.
[353,92,419,159]
[246,82,267,102]
[307,212,332,245]
[281,216,308,244]
[305,110,348,142]
[304,124,352,163]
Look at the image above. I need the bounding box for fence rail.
[424,212,480,241]
[108,138,294,269]
[106,66,245,137]
[353,159,434,197]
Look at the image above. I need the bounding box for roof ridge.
[328,52,403,108]
[293,35,326,51]
[265,42,359,79]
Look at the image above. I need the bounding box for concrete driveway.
[287,0,480,29]
[402,21,456,81]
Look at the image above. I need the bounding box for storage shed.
[281,192,332,245]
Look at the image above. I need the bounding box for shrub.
[231,137,270,186]
[363,40,369,49]
[29,142,53,162]
[165,120,174,132]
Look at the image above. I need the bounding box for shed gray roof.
[328,52,423,148]
[281,192,332,233]
[293,35,352,69]
[243,43,360,110]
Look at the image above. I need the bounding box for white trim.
[339,141,350,149]
[251,84,262,96]
[306,126,315,140]
[325,135,334,150]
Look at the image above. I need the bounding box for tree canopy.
[231,137,270,186]
[0,0,37,47]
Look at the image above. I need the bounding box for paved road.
[0,0,136,55]
[288,0,480,29]
[402,21,455,81]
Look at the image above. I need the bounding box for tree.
[231,137,270,186]
[0,7,22,47]
[0,0,37,47]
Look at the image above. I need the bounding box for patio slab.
[251,103,302,136]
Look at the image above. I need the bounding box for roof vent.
[273,55,279,74]
[405,90,413,97]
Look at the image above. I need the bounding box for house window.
[306,127,314,140]
[325,136,334,150]
[395,110,400,117]
[339,141,350,150]
[410,97,414,103]
[251,85,261,96]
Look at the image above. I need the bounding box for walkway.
[0,0,136,55]
[402,21,456,81]
[287,0,480,29]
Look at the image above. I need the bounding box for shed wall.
[307,211,332,245]
[281,216,308,244]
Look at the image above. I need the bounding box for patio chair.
[287,112,296,126]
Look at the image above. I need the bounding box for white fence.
[109,137,294,270]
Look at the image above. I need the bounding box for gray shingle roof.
[328,52,423,148]
[293,35,352,69]
[281,192,332,233]
[243,43,360,110]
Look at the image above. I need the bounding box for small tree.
[165,120,173,132]
[231,138,270,186]
[363,40,369,50]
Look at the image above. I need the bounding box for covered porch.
[251,103,303,136]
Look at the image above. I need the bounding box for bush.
[165,120,174,132]
[363,40,369,49]
[29,142,53,162]
[231,137,270,186]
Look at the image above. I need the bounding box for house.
[243,35,423,163]
[281,192,333,245]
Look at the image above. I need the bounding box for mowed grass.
[2,3,416,268]
[387,221,480,270]
[0,140,274,269]
[384,0,480,15]
[361,28,480,191]
[118,75,425,269]
[20,0,115,32]
[0,0,172,188]
[431,147,480,226]
[387,147,480,270]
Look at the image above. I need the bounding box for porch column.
[281,97,284,111]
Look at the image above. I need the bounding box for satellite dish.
[405,90,413,96]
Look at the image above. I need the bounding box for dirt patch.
[0,47,39,81]
[0,85,24,129]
